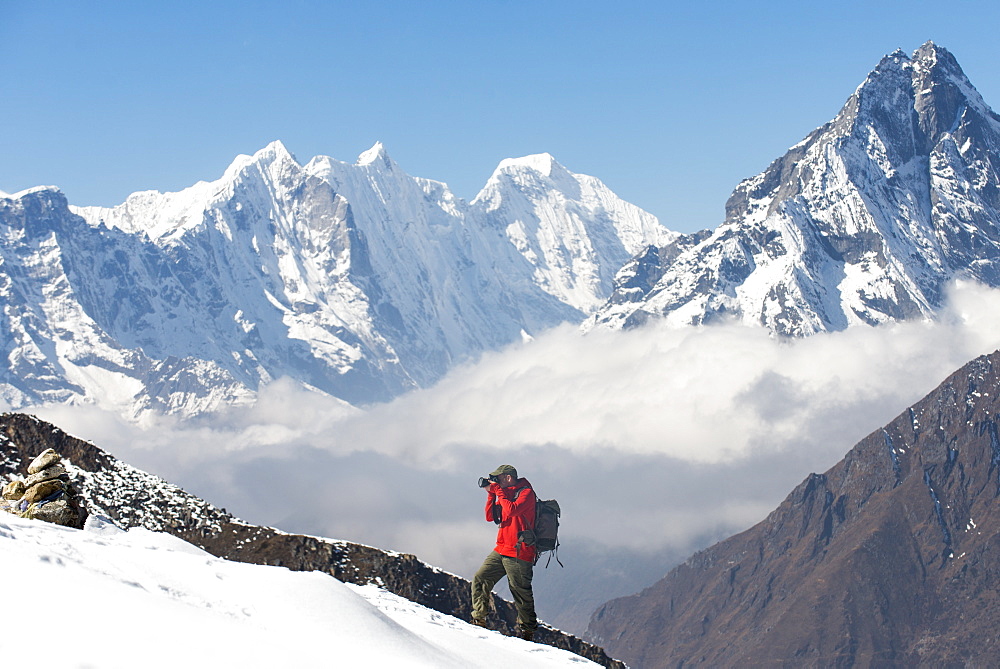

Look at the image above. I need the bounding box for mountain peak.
[481,153,587,204]
[910,40,966,82]
[5,185,64,200]
[356,142,393,169]
[874,47,910,71]
[497,152,560,177]
[255,139,296,163]
[913,40,943,62]
[589,42,1000,337]
[221,140,299,182]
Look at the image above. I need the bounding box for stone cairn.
[1,448,87,528]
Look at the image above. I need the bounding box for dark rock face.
[0,413,623,669]
[589,348,1000,667]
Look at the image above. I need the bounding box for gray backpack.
[517,497,563,567]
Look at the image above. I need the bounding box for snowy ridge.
[0,136,670,417]
[0,412,626,668]
[0,142,672,417]
[588,42,1000,336]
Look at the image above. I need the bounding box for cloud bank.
[28,281,1000,634]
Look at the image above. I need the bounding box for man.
[470,464,538,641]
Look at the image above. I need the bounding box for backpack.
[517,496,563,568]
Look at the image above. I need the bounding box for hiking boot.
[517,625,535,642]
[471,617,488,629]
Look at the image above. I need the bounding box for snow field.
[0,514,597,668]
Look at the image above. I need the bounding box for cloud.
[26,280,1000,635]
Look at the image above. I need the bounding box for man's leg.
[471,550,506,624]
[502,555,537,639]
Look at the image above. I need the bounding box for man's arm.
[484,489,498,522]
[489,483,532,519]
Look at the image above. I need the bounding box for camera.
[478,475,498,488]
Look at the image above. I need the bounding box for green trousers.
[471,550,537,631]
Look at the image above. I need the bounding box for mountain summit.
[589,42,1000,335]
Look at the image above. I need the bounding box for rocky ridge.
[589,347,1000,667]
[0,412,623,669]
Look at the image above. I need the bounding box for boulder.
[26,499,79,526]
[23,479,64,504]
[3,479,26,500]
[28,448,60,475]
[25,463,66,487]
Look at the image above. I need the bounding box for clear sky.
[2,0,1000,233]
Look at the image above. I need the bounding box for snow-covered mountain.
[0,143,672,416]
[589,42,1000,335]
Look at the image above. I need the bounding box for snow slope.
[0,513,596,668]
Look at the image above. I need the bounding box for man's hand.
[487,482,503,496]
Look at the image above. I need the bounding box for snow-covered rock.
[588,42,1000,336]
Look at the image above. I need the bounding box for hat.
[490,464,518,479]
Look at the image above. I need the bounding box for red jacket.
[485,478,537,563]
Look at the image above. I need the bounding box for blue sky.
[2,0,999,233]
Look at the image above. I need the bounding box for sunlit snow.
[0,513,596,668]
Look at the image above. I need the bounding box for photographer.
[470,464,538,641]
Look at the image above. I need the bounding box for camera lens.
[478,477,490,488]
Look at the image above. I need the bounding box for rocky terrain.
[0,412,623,669]
[589,347,1000,667]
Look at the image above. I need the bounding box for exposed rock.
[23,479,64,503]
[28,448,60,474]
[3,479,25,500]
[25,463,66,487]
